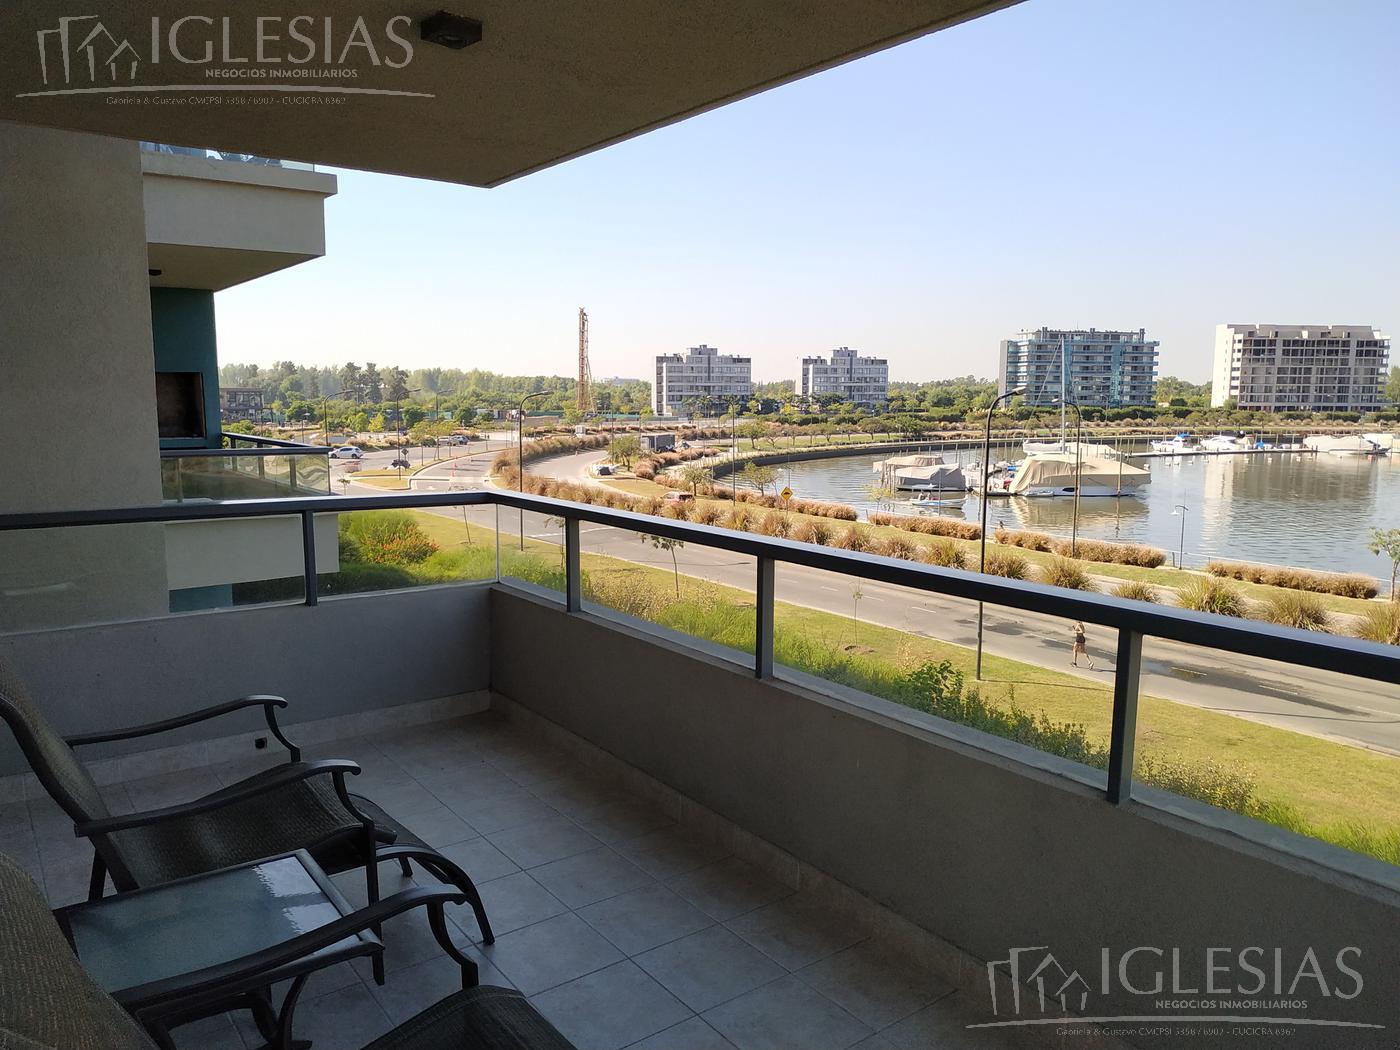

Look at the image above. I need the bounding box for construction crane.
[576,306,594,416]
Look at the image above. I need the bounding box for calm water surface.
[769,445,1400,577]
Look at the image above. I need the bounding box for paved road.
[339,443,1400,756]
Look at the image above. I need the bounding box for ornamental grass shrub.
[1040,557,1094,591]
[1207,560,1377,599]
[1177,576,1245,617]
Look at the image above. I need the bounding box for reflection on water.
[780,447,1400,576]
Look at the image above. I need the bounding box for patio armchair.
[0,657,494,977]
[0,851,573,1050]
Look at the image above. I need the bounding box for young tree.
[1368,527,1400,602]
[641,534,685,598]
[679,463,714,496]
[608,435,642,469]
[739,461,778,496]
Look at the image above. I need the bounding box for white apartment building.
[796,347,889,407]
[999,328,1158,407]
[653,344,753,416]
[1211,323,1390,412]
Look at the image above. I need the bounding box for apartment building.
[999,327,1158,407]
[219,386,264,424]
[796,346,889,407]
[1211,323,1390,411]
[653,344,753,416]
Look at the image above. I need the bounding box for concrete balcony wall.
[0,585,491,779]
[490,587,1400,1044]
[0,125,169,632]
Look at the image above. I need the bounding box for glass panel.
[774,560,1116,778]
[498,508,566,595]
[67,855,350,993]
[160,452,331,501]
[1135,638,1400,871]
[580,521,755,658]
[0,518,307,631]
[314,507,496,597]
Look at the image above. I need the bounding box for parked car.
[329,446,363,460]
[664,491,694,503]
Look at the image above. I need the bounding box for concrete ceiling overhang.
[0,1,1019,188]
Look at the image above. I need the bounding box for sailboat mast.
[1060,333,1067,443]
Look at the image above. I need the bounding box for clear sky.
[215,0,1398,385]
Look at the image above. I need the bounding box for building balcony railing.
[140,141,316,171]
[4,489,1400,1037]
[159,434,330,502]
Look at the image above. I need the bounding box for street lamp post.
[729,400,739,499]
[1054,396,1084,557]
[976,385,1024,681]
[1172,504,1190,568]
[517,391,550,550]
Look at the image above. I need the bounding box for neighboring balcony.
[160,434,331,503]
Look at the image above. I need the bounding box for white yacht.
[1304,435,1383,457]
[872,454,968,493]
[1201,434,1247,453]
[1004,453,1151,498]
[1149,433,1201,454]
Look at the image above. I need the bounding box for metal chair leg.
[87,854,107,902]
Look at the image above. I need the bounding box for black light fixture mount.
[420,11,482,49]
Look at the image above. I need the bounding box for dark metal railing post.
[565,517,581,612]
[301,511,318,607]
[1107,629,1142,803]
[755,556,774,678]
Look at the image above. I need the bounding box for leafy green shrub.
[1177,576,1245,617]
[983,549,1028,579]
[1113,579,1160,603]
[1040,557,1094,591]
[1258,591,1332,631]
[1355,603,1400,646]
[341,511,438,565]
[1135,753,1256,813]
[1207,560,1377,599]
[918,539,966,569]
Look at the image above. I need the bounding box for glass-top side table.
[55,849,380,1050]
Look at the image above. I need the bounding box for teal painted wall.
[150,287,220,449]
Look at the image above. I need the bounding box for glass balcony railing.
[1,489,1397,889]
[160,447,330,502]
[140,141,315,172]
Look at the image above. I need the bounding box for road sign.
[780,486,793,502]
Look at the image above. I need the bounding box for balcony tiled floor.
[4,712,1028,1049]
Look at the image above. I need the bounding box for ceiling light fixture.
[420,11,482,50]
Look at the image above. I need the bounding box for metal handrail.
[161,447,330,459]
[1,489,1397,816]
[220,432,329,451]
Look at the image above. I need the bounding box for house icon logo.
[36,16,139,87]
[987,947,1091,1017]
